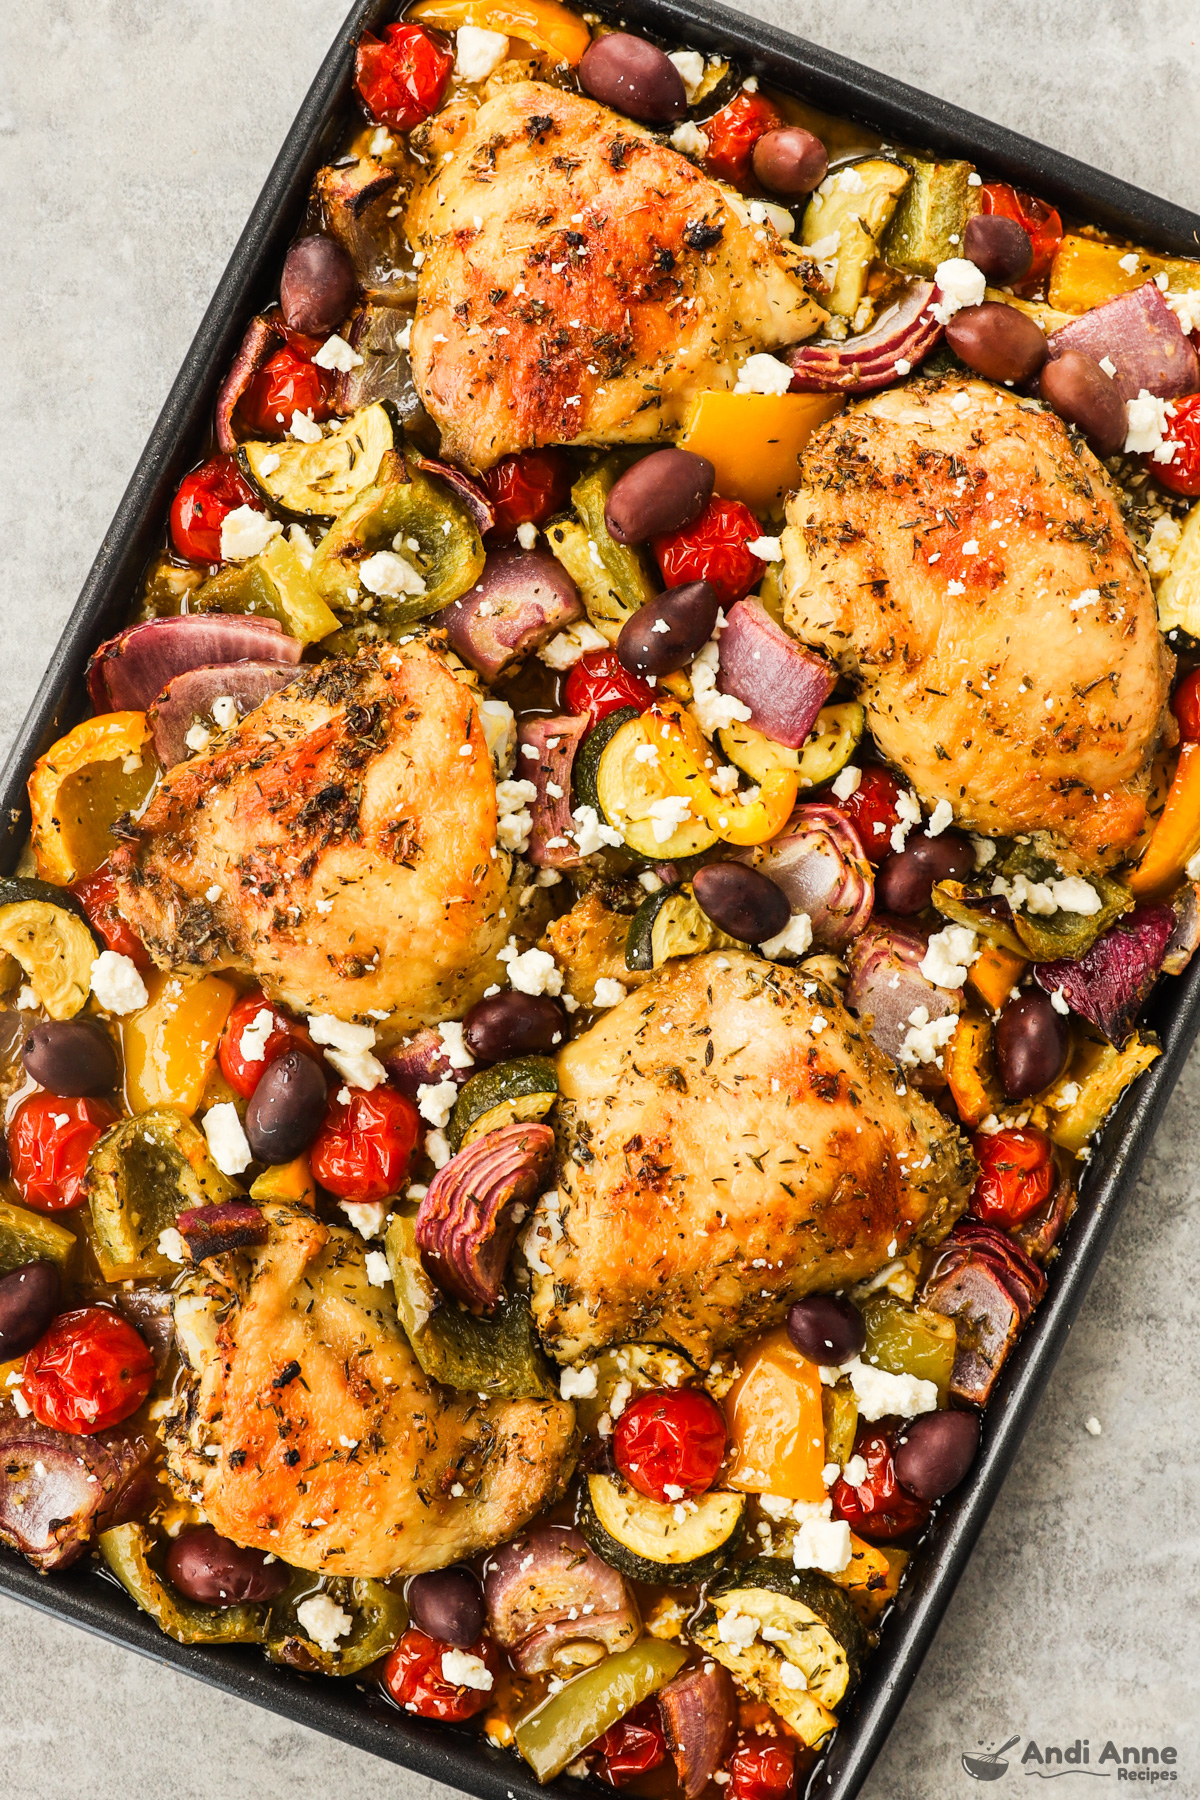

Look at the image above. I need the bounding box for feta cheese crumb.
[717,1608,760,1648]
[1125,388,1178,460]
[417,1080,459,1130]
[89,951,148,1016]
[210,695,238,732]
[592,978,627,1009]
[920,924,978,989]
[340,1199,387,1239]
[288,409,324,444]
[516,520,539,550]
[842,1453,869,1486]
[425,1129,452,1170]
[1098,354,1118,378]
[157,1226,187,1265]
[1165,288,1200,337]
[689,635,752,736]
[897,1005,959,1067]
[926,797,954,836]
[746,535,782,562]
[778,1661,809,1690]
[257,452,281,477]
[1049,985,1070,1016]
[734,352,795,396]
[844,1356,938,1421]
[831,764,861,800]
[454,24,509,82]
[930,258,986,323]
[202,1102,253,1177]
[219,505,281,562]
[670,120,709,157]
[667,48,705,99]
[365,1250,392,1287]
[359,549,427,599]
[759,912,814,960]
[436,1021,474,1071]
[572,803,623,854]
[499,942,563,997]
[793,1514,853,1573]
[442,1648,495,1691]
[296,1594,354,1654]
[647,795,694,843]
[307,1013,387,1090]
[184,723,212,754]
[889,787,923,853]
[1144,513,1183,580]
[1118,252,1140,274]
[311,333,363,374]
[238,1007,277,1067]
[1084,1415,1102,1436]
[560,1363,598,1400]
[539,619,609,670]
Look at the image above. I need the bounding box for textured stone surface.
[1,4,1198,1797]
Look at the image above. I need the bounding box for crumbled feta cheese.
[793,1515,852,1573]
[778,1661,809,1690]
[16,985,37,1010]
[670,120,709,157]
[930,258,986,323]
[821,1462,841,1487]
[209,695,238,733]
[202,1102,253,1177]
[425,1129,452,1170]
[592,978,627,1009]
[1097,354,1118,379]
[479,697,516,773]
[236,1007,276,1068]
[746,535,782,561]
[717,1608,760,1648]
[1069,587,1101,612]
[831,764,861,801]
[572,803,623,854]
[647,796,694,844]
[436,1022,474,1070]
[312,333,363,373]
[926,797,954,836]
[894,357,912,375]
[516,520,539,550]
[560,1363,598,1400]
[829,164,865,194]
[845,1356,938,1421]
[365,1250,392,1287]
[288,409,323,444]
[759,912,814,960]
[442,1648,495,1691]
[889,788,923,853]
[991,872,1101,917]
[417,1080,459,1129]
[499,942,563,997]
[734,353,795,396]
[970,834,996,870]
[184,723,212,754]
[219,505,281,562]
[920,924,978,989]
[340,1199,387,1239]
[296,1594,354,1654]
[11,1391,31,1418]
[667,48,706,99]
[307,1013,387,1090]
[359,549,427,599]
[689,636,752,736]
[539,619,609,670]
[1125,388,1178,460]
[495,777,538,854]
[157,1226,187,1265]
[842,1453,868,1486]
[1118,252,1140,274]
[897,1005,959,1067]
[1084,1415,1102,1436]
[370,125,394,156]
[257,452,281,477]
[1166,288,1200,337]
[1048,985,1070,1016]
[89,951,148,1016]
[1144,513,1183,580]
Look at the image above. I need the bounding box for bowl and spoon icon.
[962,1736,1022,1780]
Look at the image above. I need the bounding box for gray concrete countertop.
[1,4,1198,1796]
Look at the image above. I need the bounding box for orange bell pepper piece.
[122,971,238,1116]
[406,0,591,65]
[647,701,798,847]
[724,1326,827,1504]
[29,711,155,884]
[966,941,1027,1013]
[1127,740,1200,900]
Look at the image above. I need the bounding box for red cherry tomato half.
[24,1307,155,1434]
[218,992,319,1100]
[702,91,785,187]
[382,1628,498,1721]
[484,449,573,538]
[8,1095,118,1214]
[563,649,655,728]
[827,763,904,866]
[238,345,334,440]
[979,182,1063,290]
[1151,393,1200,497]
[170,455,261,565]
[969,1125,1055,1227]
[592,1701,668,1785]
[310,1086,420,1204]
[1171,666,1200,742]
[612,1385,727,1502]
[830,1422,931,1541]
[652,496,767,609]
[729,1735,797,1800]
[356,24,453,132]
[71,862,151,968]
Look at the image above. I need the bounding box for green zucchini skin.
[577,1472,747,1585]
[624,886,675,971]
[573,707,638,818]
[446,1055,558,1153]
[0,878,95,932]
[697,1558,868,1693]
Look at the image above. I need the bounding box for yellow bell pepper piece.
[122,971,237,1116]
[407,0,590,65]
[647,701,798,847]
[828,1537,907,1624]
[29,712,155,883]
[676,391,844,513]
[725,1326,827,1504]
[1048,233,1200,315]
[1127,741,1200,900]
[945,1012,1005,1128]
[250,1155,317,1208]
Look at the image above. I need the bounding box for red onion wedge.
[739,803,873,949]
[483,1524,640,1675]
[660,1660,737,1799]
[715,599,836,750]
[415,1121,556,1311]
[921,1220,1045,1405]
[176,1203,268,1262]
[87,614,302,713]
[113,1288,175,1375]
[0,1418,154,1572]
[787,280,943,392]
[1033,904,1175,1044]
[1048,282,1200,402]
[149,662,296,767]
[436,546,582,681]
[413,455,496,537]
[385,1027,474,1100]
[1163,881,1200,977]
[1013,1170,1077,1264]
[215,313,284,453]
[334,302,420,423]
[844,916,958,1062]
[518,714,591,869]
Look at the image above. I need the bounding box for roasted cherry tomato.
[310,1085,420,1203]
[830,1421,932,1541]
[483,448,572,538]
[238,344,334,440]
[729,1735,797,1800]
[563,649,655,727]
[969,1125,1055,1227]
[170,455,261,565]
[7,1094,118,1213]
[592,1701,668,1785]
[979,182,1063,290]
[382,1628,498,1721]
[218,992,318,1100]
[612,1385,727,1502]
[23,1307,155,1434]
[652,496,767,609]
[1151,393,1200,497]
[1172,666,1200,741]
[356,23,453,132]
[827,763,904,865]
[702,91,785,186]
[71,861,151,968]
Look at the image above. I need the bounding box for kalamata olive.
[605,448,715,544]
[406,1566,486,1647]
[616,580,721,677]
[692,862,791,944]
[280,234,358,336]
[22,1020,119,1097]
[244,1049,327,1163]
[751,126,828,198]
[894,1408,980,1500]
[994,990,1070,1101]
[874,829,975,916]
[463,992,565,1061]
[0,1260,61,1359]
[166,1526,291,1606]
[786,1294,865,1366]
[945,301,1048,385]
[963,214,1034,284]
[1039,349,1127,456]
[578,33,687,125]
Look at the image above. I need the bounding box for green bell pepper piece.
[100,1523,269,1646]
[515,1640,687,1782]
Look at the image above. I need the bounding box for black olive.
[604,449,714,544]
[406,1566,486,1647]
[22,1021,118,1097]
[616,581,721,677]
[692,862,791,944]
[578,33,687,125]
[244,1050,327,1163]
[1039,350,1127,456]
[894,1409,980,1500]
[0,1261,61,1359]
[280,235,357,336]
[166,1526,291,1606]
[786,1294,865,1365]
[874,830,975,915]
[463,993,565,1062]
[994,991,1070,1100]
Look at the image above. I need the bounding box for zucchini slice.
[579,1473,746,1586]
[447,1056,558,1154]
[801,157,912,318]
[0,1197,77,1279]
[573,707,639,817]
[719,702,865,790]
[625,885,737,971]
[882,156,980,280]
[595,717,719,861]
[571,1340,697,1437]
[100,1524,269,1647]
[0,895,100,1021]
[690,1560,867,1747]
[86,1106,241,1279]
[239,402,393,518]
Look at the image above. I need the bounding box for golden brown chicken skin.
[110,643,519,1028]
[782,378,1173,868]
[528,952,973,1368]
[407,81,827,470]
[166,1204,577,1579]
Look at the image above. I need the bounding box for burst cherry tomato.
[831,1421,932,1541]
[592,1701,668,1785]
[612,1386,727,1502]
[729,1735,797,1800]
[1171,666,1200,741]
[23,1307,154,1434]
[969,1125,1055,1227]
[652,497,767,609]
[484,449,572,538]
[71,862,151,968]
[1151,393,1200,497]
[218,992,318,1100]
[356,23,453,132]
[7,1094,118,1213]
[169,455,262,564]
[563,649,655,727]
[702,91,785,186]
[979,182,1062,291]
[238,345,334,440]
[310,1086,420,1203]
[382,1628,498,1721]
[827,763,904,865]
